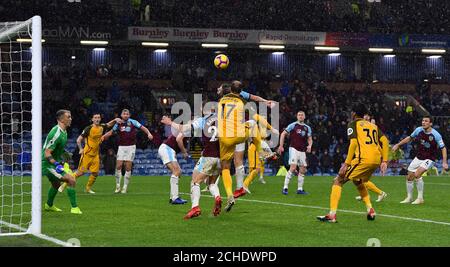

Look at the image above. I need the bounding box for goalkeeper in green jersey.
[42,110,82,214]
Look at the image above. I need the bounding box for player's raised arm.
[101,130,114,141]
[106,118,122,128]
[244,91,276,108]
[392,136,412,152]
[129,118,153,140]
[176,132,188,159]
[139,124,153,141]
[161,115,193,134]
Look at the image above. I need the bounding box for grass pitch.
[1,174,449,247]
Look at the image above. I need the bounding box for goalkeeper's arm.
[44,149,57,165]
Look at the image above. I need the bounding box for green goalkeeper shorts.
[42,164,68,183]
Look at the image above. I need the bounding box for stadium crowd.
[136,0,450,35]
[39,60,450,175]
[2,1,450,36]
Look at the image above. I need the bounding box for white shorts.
[158,143,177,165]
[407,157,435,173]
[235,142,246,152]
[288,147,307,167]
[194,156,221,176]
[117,145,136,161]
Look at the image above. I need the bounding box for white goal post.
[0,16,41,236]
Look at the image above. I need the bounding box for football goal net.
[0,16,42,236]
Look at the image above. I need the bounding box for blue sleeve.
[410,127,422,138]
[306,125,312,137]
[285,122,296,133]
[112,123,119,132]
[130,119,142,129]
[433,130,446,149]
[191,117,206,131]
[240,91,250,101]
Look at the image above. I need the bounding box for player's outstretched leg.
[86,173,97,194]
[317,175,345,223]
[208,179,222,216]
[223,165,235,212]
[59,173,82,214]
[297,166,308,195]
[115,167,122,193]
[45,182,62,212]
[233,165,245,196]
[356,181,387,202]
[412,177,425,204]
[259,164,266,184]
[68,186,82,214]
[355,181,375,221]
[282,165,297,195]
[243,169,258,193]
[58,170,83,193]
[167,162,187,204]
[223,168,235,212]
[401,172,415,203]
[121,161,133,193]
[184,182,202,220]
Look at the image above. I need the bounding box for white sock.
[298,174,304,191]
[407,180,414,199]
[115,169,122,186]
[283,171,293,189]
[416,177,424,199]
[235,165,245,189]
[215,175,220,185]
[191,182,200,208]
[123,171,131,188]
[170,175,179,201]
[259,173,264,179]
[209,183,220,198]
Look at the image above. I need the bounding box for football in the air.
[214,54,229,69]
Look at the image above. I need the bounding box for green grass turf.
[1,174,449,247]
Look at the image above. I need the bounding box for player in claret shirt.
[102,109,153,194]
[161,110,222,219]
[392,116,448,205]
[277,111,313,195]
[158,120,190,205]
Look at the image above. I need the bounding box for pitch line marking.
[178,193,450,226]
[77,191,450,226]
[0,220,79,247]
